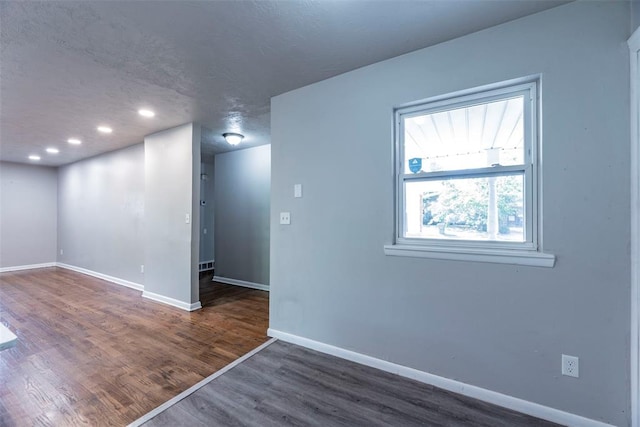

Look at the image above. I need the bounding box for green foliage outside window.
[423,175,522,235]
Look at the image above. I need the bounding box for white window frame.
[384,78,555,267]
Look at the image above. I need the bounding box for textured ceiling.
[0,0,567,167]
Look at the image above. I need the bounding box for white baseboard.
[267,328,614,427]
[142,291,202,311]
[213,275,269,291]
[127,337,278,427]
[56,263,144,291]
[0,262,57,273]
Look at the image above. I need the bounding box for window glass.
[404,174,524,242]
[403,96,525,174]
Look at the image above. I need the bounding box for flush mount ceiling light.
[28,155,41,161]
[67,138,82,145]
[138,109,155,118]
[97,126,113,134]
[223,132,244,146]
[46,148,59,154]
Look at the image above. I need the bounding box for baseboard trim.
[127,337,278,427]
[56,263,144,291]
[142,291,201,311]
[212,275,269,291]
[9,262,202,312]
[0,262,57,273]
[267,328,614,427]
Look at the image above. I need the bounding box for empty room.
[1,1,638,426]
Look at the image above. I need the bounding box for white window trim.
[383,244,555,268]
[386,77,555,268]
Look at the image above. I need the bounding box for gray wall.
[634,0,640,32]
[215,145,270,286]
[0,162,57,268]
[57,144,144,283]
[199,160,215,263]
[144,123,200,305]
[270,2,630,425]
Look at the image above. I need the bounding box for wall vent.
[199,260,215,272]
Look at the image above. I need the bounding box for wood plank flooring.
[143,341,562,427]
[0,267,269,426]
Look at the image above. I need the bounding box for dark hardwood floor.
[143,341,562,427]
[0,267,269,426]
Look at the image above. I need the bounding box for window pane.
[403,96,525,174]
[404,175,524,242]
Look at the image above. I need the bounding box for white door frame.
[630,26,640,427]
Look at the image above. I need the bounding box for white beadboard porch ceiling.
[0,0,568,166]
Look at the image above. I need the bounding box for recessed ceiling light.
[138,109,155,118]
[68,138,82,145]
[28,155,41,161]
[97,126,113,134]
[46,148,59,154]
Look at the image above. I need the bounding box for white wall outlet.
[60,249,64,255]
[140,265,145,274]
[280,212,291,225]
[203,228,207,235]
[562,354,579,378]
[294,184,302,198]
[185,213,190,224]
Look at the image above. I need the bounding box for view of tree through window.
[405,175,524,241]
[400,90,531,243]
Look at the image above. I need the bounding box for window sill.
[384,244,556,268]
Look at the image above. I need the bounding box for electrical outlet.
[562,354,579,378]
[140,265,144,274]
[60,249,64,255]
[280,212,291,225]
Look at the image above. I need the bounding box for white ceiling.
[0,0,567,167]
